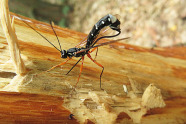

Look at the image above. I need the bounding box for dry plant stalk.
[0,0,26,75]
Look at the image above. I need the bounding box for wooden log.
[0,10,186,124]
[0,91,78,123]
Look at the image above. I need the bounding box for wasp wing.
[75,37,130,54]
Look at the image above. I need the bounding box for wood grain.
[0,91,78,123]
[0,13,186,123]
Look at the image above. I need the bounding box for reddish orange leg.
[94,48,98,60]
[36,58,71,76]
[88,47,98,60]
[89,47,97,53]
[74,56,84,88]
[87,53,104,90]
[46,58,71,72]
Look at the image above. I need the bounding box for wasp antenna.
[15,14,61,51]
[50,21,62,51]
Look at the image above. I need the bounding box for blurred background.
[9,0,186,47]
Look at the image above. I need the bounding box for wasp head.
[61,50,67,58]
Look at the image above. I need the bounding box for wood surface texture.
[0,12,186,123]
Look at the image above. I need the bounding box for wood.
[0,12,186,123]
[1,0,26,75]
[0,91,78,123]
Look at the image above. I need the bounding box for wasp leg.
[94,48,98,60]
[89,47,97,53]
[87,53,104,90]
[66,58,82,75]
[88,47,98,60]
[46,58,71,72]
[35,58,71,76]
[74,56,84,88]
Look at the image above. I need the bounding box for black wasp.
[19,14,129,89]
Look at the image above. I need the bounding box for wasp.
[20,14,129,89]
